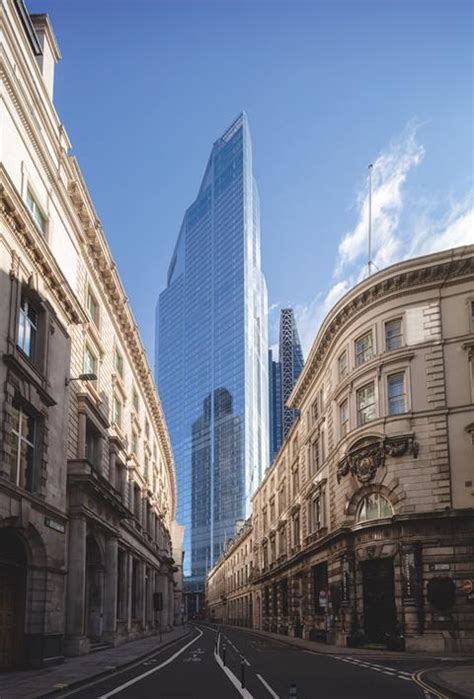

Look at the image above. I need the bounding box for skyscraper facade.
[156,114,268,604]
[269,309,304,462]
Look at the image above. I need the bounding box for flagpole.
[368,163,373,276]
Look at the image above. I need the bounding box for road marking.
[328,655,416,684]
[98,627,204,698]
[214,634,254,699]
[256,673,280,699]
[412,669,450,698]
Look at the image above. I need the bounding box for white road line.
[256,673,280,699]
[98,627,204,698]
[214,634,254,699]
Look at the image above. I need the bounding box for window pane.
[355,332,373,366]
[388,373,405,415]
[386,319,402,351]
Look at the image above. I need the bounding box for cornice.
[65,157,177,520]
[289,247,474,408]
[0,167,85,325]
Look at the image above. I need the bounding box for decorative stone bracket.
[337,435,419,484]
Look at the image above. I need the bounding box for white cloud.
[336,124,424,276]
[279,123,473,360]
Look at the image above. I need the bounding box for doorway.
[362,557,396,643]
[0,530,27,669]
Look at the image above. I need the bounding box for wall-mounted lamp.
[65,373,98,386]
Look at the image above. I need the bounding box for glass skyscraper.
[269,308,304,462]
[156,113,268,603]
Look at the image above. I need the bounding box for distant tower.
[268,349,282,464]
[269,309,304,462]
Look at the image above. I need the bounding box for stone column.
[128,477,134,515]
[78,412,86,459]
[127,553,133,631]
[65,516,88,655]
[141,562,147,628]
[103,536,118,642]
[109,449,116,488]
[168,579,174,628]
[161,570,169,628]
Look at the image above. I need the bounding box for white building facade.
[0,0,181,668]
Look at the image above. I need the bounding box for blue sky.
[28,0,473,358]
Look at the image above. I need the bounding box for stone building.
[0,0,181,668]
[206,520,254,627]
[206,245,474,653]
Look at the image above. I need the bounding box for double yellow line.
[412,669,450,698]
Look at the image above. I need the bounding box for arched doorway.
[85,536,104,641]
[0,529,27,669]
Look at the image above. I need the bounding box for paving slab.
[423,665,474,699]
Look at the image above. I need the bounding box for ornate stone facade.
[0,1,181,668]
[206,245,474,652]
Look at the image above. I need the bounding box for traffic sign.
[462,579,473,594]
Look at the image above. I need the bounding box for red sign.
[462,580,473,594]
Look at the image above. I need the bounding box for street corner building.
[207,246,474,653]
[0,0,183,669]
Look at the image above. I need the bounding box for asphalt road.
[58,624,453,699]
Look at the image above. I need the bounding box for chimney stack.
[30,14,61,100]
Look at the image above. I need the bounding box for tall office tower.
[280,308,304,439]
[156,113,269,609]
[269,309,304,461]
[268,349,282,463]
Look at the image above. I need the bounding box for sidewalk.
[0,626,190,699]
[422,666,474,699]
[220,624,471,660]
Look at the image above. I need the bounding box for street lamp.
[65,373,98,386]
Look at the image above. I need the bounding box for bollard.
[288,681,297,698]
[241,655,245,688]
[222,642,227,666]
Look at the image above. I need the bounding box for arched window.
[356,493,393,522]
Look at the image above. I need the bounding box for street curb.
[37,628,191,698]
[217,624,411,659]
[419,667,474,699]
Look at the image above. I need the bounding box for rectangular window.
[355,331,374,366]
[10,404,36,491]
[385,318,402,351]
[112,395,122,428]
[279,526,286,556]
[145,419,150,439]
[86,288,100,328]
[132,388,139,414]
[292,467,299,497]
[311,438,319,473]
[270,497,275,522]
[114,346,124,378]
[340,399,349,437]
[388,372,406,415]
[311,397,319,423]
[470,301,474,332]
[313,562,328,614]
[131,430,138,455]
[293,513,300,547]
[85,419,101,470]
[26,188,46,233]
[83,345,97,378]
[338,350,348,380]
[17,293,38,361]
[357,382,376,426]
[312,496,321,532]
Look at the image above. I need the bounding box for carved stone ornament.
[337,435,419,484]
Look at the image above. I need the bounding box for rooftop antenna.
[367,163,374,277]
